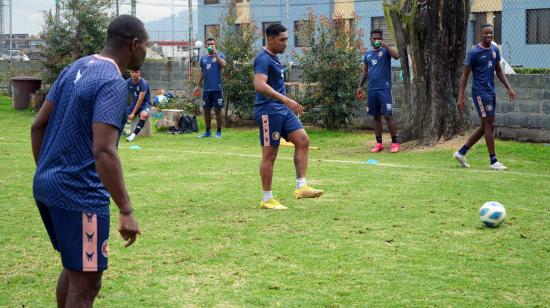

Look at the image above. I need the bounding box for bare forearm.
[132,98,144,114]
[359,74,368,88]
[197,73,204,88]
[497,71,512,90]
[94,150,131,212]
[255,81,288,104]
[388,47,399,59]
[216,55,227,67]
[31,127,45,165]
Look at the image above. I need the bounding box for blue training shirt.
[465,44,501,98]
[200,53,224,92]
[254,48,287,114]
[364,47,392,90]
[127,77,151,109]
[33,55,127,217]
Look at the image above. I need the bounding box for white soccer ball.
[479,201,507,228]
[154,94,168,106]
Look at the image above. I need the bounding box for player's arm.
[92,123,140,247]
[31,101,53,165]
[130,92,146,115]
[381,41,399,59]
[254,72,303,115]
[215,52,227,68]
[193,67,205,96]
[496,61,517,101]
[457,66,471,111]
[357,62,369,97]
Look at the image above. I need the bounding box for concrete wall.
[138,60,189,94]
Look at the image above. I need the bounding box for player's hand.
[119,212,140,248]
[457,95,465,111]
[508,89,517,101]
[356,88,365,100]
[284,98,304,116]
[128,113,135,121]
[380,40,388,48]
[193,87,201,97]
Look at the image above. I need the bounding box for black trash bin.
[11,77,42,110]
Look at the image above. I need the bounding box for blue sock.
[490,154,498,165]
[458,145,470,155]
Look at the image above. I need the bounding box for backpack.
[178,115,199,134]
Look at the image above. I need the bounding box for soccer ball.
[479,201,507,228]
[154,94,168,106]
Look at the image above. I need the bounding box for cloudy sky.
[6,0,195,35]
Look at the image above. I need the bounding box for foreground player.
[454,23,516,170]
[357,29,400,153]
[31,15,146,307]
[253,24,323,210]
[126,69,151,142]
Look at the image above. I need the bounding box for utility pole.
[131,0,136,16]
[9,0,11,51]
[284,0,289,65]
[115,0,119,16]
[0,0,4,55]
[188,0,193,79]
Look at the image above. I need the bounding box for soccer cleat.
[260,199,288,210]
[390,143,400,153]
[453,151,470,168]
[126,133,136,142]
[371,143,384,153]
[294,185,324,199]
[490,161,507,170]
[197,131,211,138]
[215,131,222,139]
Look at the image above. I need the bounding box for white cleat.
[490,161,508,170]
[126,133,136,142]
[453,151,470,168]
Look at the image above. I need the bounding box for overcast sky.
[5,0,195,35]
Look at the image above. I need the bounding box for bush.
[512,67,550,75]
[295,13,365,130]
[218,0,260,121]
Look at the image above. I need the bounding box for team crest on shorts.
[272,131,281,141]
[101,240,109,258]
[386,103,392,111]
[486,104,493,112]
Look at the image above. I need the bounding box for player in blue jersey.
[194,37,226,138]
[454,23,516,170]
[253,24,323,210]
[357,29,400,153]
[126,70,151,142]
[31,15,146,307]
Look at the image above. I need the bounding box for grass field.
[1,96,549,307]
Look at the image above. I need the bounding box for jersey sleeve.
[254,55,269,76]
[92,78,127,130]
[45,65,71,105]
[219,53,225,60]
[139,79,148,93]
[464,49,475,66]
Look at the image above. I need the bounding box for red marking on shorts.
[477,96,486,118]
[261,115,270,147]
[82,213,98,272]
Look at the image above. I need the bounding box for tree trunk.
[157,109,183,129]
[384,0,472,145]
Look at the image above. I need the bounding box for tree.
[218,0,260,121]
[297,13,364,129]
[40,0,114,85]
[384,0,471,145]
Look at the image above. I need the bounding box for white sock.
[262,191,273,202]
[296,178,307,189]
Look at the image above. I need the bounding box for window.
[370,17,394,45]
[294,20,309,47]
[204,24,220,41]
[527,9,550,44]
[204,0,219,4]
[262,21,281,46]
[493,12,502,44]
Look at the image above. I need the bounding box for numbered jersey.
[465,43,501,98]
[364,47,392,90]
[200,53,224,91]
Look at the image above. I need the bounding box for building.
[197,0,550,68]
[0,34,45,58]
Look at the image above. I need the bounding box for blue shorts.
[203,91,224,110]
[128,105,151,116]
[255,109,304,147]
[472,95,496,118]
[36,201,109,272]
[367,88,394,116]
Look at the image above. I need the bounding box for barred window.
[527,9,550,44]
[204,0,219,4]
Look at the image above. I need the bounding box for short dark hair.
[371,29,383,36]
[480,23,494,30]
[265,24,287,38]
[206,37,216,43]
[106,15,148,48]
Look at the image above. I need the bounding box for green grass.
[0,96,549,307]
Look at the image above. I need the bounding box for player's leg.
[199,92,213,137]
[213,92,224,138]
[256,113,286,209]
[65,270,103,308]
[56,269,69,308]
[381,89,399,153]
[127,108,150,142]
[285,113,323,199]
[484,113,505,170]
[455,96,486,167]
[368,90,384,152]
